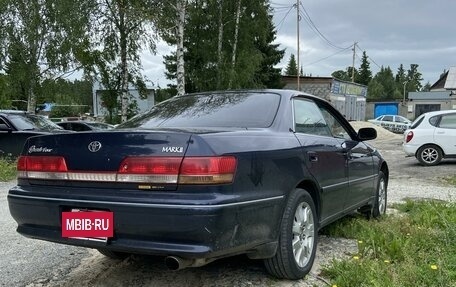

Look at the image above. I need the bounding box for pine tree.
[395,64,406,84]
[252,11,285,88]
[406,64,423,92]
[285,54,298,76]
[160,0,284,92]
[367,66,395,100]
[356,51,372,85]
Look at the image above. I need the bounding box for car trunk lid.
[19,131,192,191]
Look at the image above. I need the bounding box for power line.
[270,1,293,7]
[299,2,348,50]
[302,46,352,67]
[356,43,382,69]
[274,5,294,32]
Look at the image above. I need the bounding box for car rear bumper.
[403,143,418,156]
[8,186,284,259]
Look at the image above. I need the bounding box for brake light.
[117,157,182,184]
[17,156,68,180]
[17,155,237,185]
[405,131,414,143]
[179,156,237,184]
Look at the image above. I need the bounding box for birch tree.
[0,0,91,113]
[155,0,188,96]
[216,0,224,89]
[86,0,158,123]
[162,0,283,92]
[228,0,241,89]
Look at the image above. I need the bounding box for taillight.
[17,156,68,180]
[179,156,237,184]
[117,157,182,184]
[17,155,237,185]
[405,131,414,143]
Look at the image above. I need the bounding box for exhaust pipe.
[164,256,215,271]
[164,256,193,271]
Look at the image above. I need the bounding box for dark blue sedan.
[8,90,388,279]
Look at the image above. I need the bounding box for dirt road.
[1,133,454,287]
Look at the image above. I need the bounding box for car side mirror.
[0,123,12,132]
[358,127,377,141]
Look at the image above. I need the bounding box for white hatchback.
[403,110,456,166]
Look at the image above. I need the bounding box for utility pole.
[402,80,409,104]
[296,0,300,91]
[351,41,357,82]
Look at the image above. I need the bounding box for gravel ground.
[1,128,455,286]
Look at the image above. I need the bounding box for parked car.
[403,110,456,166]
[57,121,115,132]
[0,110,67,157]
[368,114,411,134]
[8,90,389,280]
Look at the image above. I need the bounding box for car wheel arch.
[294,180,321,222]
[415,143,445,157]
[416,144,445,166]
[380,162,389,181]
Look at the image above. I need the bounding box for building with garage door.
[282,76,367,121]
[407,67,456,119]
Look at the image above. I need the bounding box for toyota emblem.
[88,141,102,153]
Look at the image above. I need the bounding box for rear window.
[8,114,63,131]
[118,92,281,129]
[410,115,425,129]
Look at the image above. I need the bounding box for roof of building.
[430,67,456,91]
[444,67,456,89]
[409,91,452,100]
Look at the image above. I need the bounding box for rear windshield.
[410,115,425,129]
[8,114,64,131]
[118,92,281,129]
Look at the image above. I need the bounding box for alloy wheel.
[292,202,315,267]
[378,178,386,214]
[421,147,439,164]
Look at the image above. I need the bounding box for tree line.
[284,51,430,101]
[0,0,284,123]
[0,0,431,123]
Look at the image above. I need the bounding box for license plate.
[62,209,114,242]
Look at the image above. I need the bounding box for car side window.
[383,115,393,122]
[438,114,456,129]
[395,116,407,123]
[293,99,331,137]
[73,123,89,131]
[318,106,352,140]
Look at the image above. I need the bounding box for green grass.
[0,157,17,181]
[320,200,456,287]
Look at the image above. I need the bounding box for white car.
[368,115,411,134]
[403,110,456,166]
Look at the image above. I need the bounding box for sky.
[141,0,456,88]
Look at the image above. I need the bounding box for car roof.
[423,110,456,117]
[0,110,27,115]
[182,89,312,100]
[57,121,88,124]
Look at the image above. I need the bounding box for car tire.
[97,249,130,260]
[372,171,387,218]
[417,145,443,166]
[264,188,318,279]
